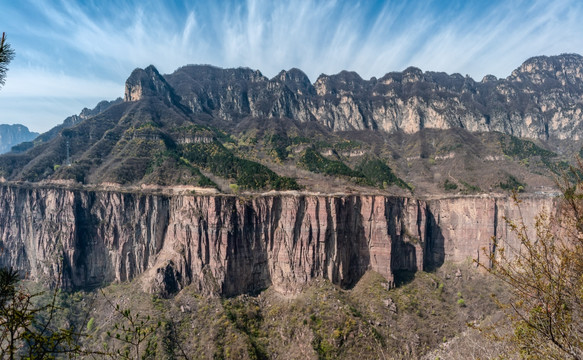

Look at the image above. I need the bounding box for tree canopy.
[0,32,15,89]
[483,164,583,359]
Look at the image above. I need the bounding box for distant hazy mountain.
[0,124,38,154]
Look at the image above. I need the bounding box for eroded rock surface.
[0,184,554,296]
[146,54,583,141]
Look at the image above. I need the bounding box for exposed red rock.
[0,184,554,297]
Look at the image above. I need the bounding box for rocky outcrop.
[79,98,123,120]
[0,184,555,297]
[124,65,182,108]
[143,54,583,141]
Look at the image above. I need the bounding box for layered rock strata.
[0,184,554,296]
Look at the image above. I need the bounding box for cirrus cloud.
[1,0,582,132]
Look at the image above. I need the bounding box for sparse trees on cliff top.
[482,164,583,359]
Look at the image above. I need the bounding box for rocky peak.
[233,67,267,83]
[124,65,174,102]
[273,68,314,95]
[314,71,366,96]
[111,54,583,140]
[334,70,364,83]
[314,74,331,96]
[62,114,83,127]
[402,67,424,83]
[171,65,267,84]
[508,54,583,86]
[378,72,403,85]
[481,74,498,83]
[79,98,123,120]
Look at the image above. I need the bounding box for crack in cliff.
[491,199,499,269]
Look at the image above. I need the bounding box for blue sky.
[1,0,582,133]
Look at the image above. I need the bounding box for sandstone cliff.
[0,184,553,297]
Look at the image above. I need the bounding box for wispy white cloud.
[1,0,583,132]
[14,0,583,79]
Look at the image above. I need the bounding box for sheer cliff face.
[0,185,553,297]
[127,54,583,141]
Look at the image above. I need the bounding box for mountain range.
[1,54,581,195]
[0,54,583,193]
[155,53,583,141]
